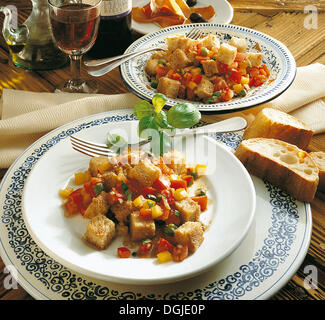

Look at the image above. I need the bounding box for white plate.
[131,0,234,34]
[120,23,296,112]
[22,114,256,285]
[0,110,311,300]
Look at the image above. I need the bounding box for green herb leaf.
[126,191,133,201]
[94,183,104,196]
[174,210,181,218]
[134,100,153,120]
[107,133,127,150]
[142,239,152,245]
[153,110,170,129]
[152,93,167,113]
[138,115,158,138]
[164,224,178,237]
[167,103,201,129]
[121,181,128,193]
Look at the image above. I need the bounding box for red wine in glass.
[48,0,102,93]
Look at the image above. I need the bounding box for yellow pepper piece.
[157,251,172,263]
[74,171,91,185]
[174,188,188,201]
[195,164,207,176]
[233,84,244,94]
[59,187,74,198]
[241,76,249,85]
[133,195,146,208]
[187,81,197,90]
[191,67,202,75]
[143,199,156,209]
[151,205,163,219]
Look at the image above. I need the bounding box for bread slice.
[235,138,319,202]
[309,151,325,193]
[243,108,314,150]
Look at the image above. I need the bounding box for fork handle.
[173,117,247,137]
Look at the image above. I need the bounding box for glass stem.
[70,55,82,86]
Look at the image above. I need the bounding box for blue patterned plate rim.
[120,23,296,112]
[0,109,312,300]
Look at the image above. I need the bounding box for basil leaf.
[138,116,157,138]
[94,183,104,196]
[167,103,201,129]
[107,133,126,151]
[134,100,153,120]
[152,93,167,113]
[153,110,170,129]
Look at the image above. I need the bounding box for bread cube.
[217,43,237,65]
[201,59,219,77]
[168,48,191,69]
[247,52,263,67]
[166,35,191,52]
[130,211,155,241]
[102,171,118,191]
[174,222,204,253]
[145,58,159,76]
[84,192,109,219]
[157,77,181,99]
[110,200,134,223]
[163,150,187,175]
[194,77,214,99]
[128,158,162,187]
[84,215,115,250]
[175,198,201,223]
[199,34,220,50]
[88,156,113,177]
[229,37,248,53]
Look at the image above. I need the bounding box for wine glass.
[48,0,102,93]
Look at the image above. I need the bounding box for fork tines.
[186,28,203,40]
[70,135,114,158]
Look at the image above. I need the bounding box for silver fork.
[85,28,203,77]
[70,116,247,157]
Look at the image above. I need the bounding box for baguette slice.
[309,151,325,193]
[235,138,319,202]
[243,108,314,149]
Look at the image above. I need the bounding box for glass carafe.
[2,0,68,70]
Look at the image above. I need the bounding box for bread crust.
[243,108,314,150]
[235,138,319,202]
[309,151,325,193]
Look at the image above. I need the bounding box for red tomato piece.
[228,68,242,84]
[172,244,189,262]
[214,76,228,91]
[153,176,170,191]
[191,195,208,211]
[217,62,229,74]
[192,73,202,84]
[155,64,168,77]
[157,238,174,253]
[64,197,79,216]
[138,240,153,255]
[170,179,187,189]
[165,209,181,226]
[161,188,175,205]
[182,175,194,187]
[139,208,152,219]
[142,186,157,195]
[107,187,125,205]
[117,247,131,258]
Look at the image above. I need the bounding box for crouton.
[201,59,219,77]
[168,48,191,69]
[174,221,204,253]
[88,156,113,177]
[199,34,220,50]
[102,171,118,191]
[157,77,181,99]
[84,191,109,219]
[84,215,115,250]
[229,37,247,53]
[247,52,263,67]
[175,198,201,223]
[217,43,237,65]
[194,77,214,99]
[128,158,162,187]
[145,58,159,76]
[166,35,190,52]
[130,211,155,241]
[110,200,134,223]
[163,150,187,175]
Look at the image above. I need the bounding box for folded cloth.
[0,91,140,168]
[0,63,325,168]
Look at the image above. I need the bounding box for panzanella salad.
[59,149,208,263]
[145,33,270,103]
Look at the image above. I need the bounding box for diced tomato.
[182,175,194,187]
[172,244,189,262]
[158,157,174,175]
[117,247,131,258]
[195,55,209,62]
[64,197,79,216]
[228,68,242,84]
[192,73,202,84]
[157,238,174,254]
[139,208,152,219]
[154,64,168,77]
[214,76,228,91]
[220,87,234,102]
[186,88,195,100]
[161,188,175,205]
[107,187,125,205]
[170,72,182,81]
[261,64,270,77]
[68,188,83,206]
[153,176,171,191]
[156,197,170,221]
[138,240,153,255]
[191,195,208,211]
[142,186,157,195]
[84,177,103,197]
[217,62,229,74]
[165,209,181,226]
[170,179,187,189]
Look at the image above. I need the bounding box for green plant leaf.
[107,133,127,150]
[138,115,158,138]
[134,100,153,120]
[167,103,201,129]
[152,93,167,113]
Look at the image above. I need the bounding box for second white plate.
[22,113,255,285]
[131,0,234,34]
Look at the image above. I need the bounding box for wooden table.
[0,0,324,300]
